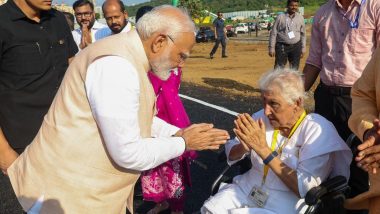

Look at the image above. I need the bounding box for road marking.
[179,94,239,116]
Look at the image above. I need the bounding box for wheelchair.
[209,134,360,214]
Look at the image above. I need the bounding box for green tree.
[126,0,328,18]
[178,0,209,23]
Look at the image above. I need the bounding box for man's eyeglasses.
[75,12,93,18]
[166,35,189,64]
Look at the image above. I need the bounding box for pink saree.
[141,68,196,211]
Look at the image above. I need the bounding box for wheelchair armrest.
[210,164,232,196]
[305,176,348,206]
[210,157,251,196]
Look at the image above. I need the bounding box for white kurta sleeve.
[85,55,185,171]
[151,116,181,137]
[225,138,250,166]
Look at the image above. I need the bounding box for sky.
[56,0,150,7]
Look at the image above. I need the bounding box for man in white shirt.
[0,5,230,213]
[95,0,131,39]
[72,0,106,50]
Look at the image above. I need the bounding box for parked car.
[196,28,216,43]
[234,23,249,34]
[248,22,261,32]
[258,20,269,29]
[226,25,237,37]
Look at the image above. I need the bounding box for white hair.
[259,68,305,105]
[136,5,196,40]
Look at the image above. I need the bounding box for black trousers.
[0,174,24,214]
[210,37,226,57]
[274,41,302,70]
[314,83,368,214]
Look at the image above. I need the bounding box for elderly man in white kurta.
[202,69,352,214]
[0,6,230,214]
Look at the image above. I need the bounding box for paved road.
[0,83,261,214]
[134,83,261,214]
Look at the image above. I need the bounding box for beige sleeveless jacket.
[7,30,156,214]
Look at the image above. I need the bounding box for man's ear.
[295,97,303,109]
[124,11,128,19]
[151,34,167,54]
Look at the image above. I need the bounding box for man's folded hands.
[178,123,230,151]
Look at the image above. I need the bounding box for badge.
[288,31,295,39]
[58,39,65,45]
[249,185,269,207]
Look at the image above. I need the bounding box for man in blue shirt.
[210,12,227,59]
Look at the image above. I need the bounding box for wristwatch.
[263,151,278,165]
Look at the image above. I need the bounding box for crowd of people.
[0,0,380,213]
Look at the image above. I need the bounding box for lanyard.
[261,111,307,186]
[341,0,366,29]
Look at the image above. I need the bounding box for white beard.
[153,69,172,80]
[150,48,174,80]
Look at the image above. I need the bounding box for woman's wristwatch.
[263,151,278,165]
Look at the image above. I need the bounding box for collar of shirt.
[335,0,363,10]
[109,21,132,35]
[120,21,132,34]
[285,12,297,18]
[92,20,106,30]
[286,12,297,19]
[7,0,55,21]
[95,21,131,40]
[75,20,105,34]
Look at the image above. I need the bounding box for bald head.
[102,0,128,34]
[102,0,124,12]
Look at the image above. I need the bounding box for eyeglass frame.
[166,34,190,64]
[74,11,93,18]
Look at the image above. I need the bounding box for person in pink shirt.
[141,67,197,214]
[302,0,380,213]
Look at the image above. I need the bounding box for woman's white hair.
[259,68,305,105]
[136,5,196,40]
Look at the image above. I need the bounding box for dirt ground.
[184,35,311,93]
[181,33,316,111]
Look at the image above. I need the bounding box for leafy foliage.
[126,0,171,16]
[126,0,328,16]
[203,0,328,13]
[178,0,207,19]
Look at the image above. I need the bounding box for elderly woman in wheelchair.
[201,69,352,214]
